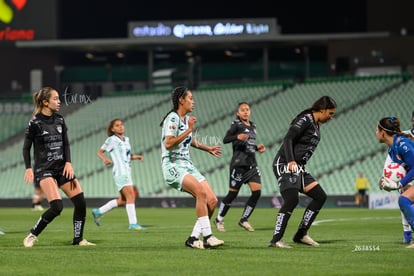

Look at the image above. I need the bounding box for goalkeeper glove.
[379,176,402,192]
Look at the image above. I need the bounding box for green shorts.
[162,159,205,191]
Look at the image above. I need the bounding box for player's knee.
[210,196,218,207]
[317,189,327,204]
[308,185,327,203]
[71,192,86,209]
[49,199,64,216]
[247,190,261,206]
[251,190,261,201]
[280,189,299,213]
[40,199,63,223]
[223,190,238,204]
[399,195,413,210]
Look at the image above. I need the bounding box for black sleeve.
[22,123,33,169]
[62,121,71,163]
[283,116,308,162]
[223,122,239,144]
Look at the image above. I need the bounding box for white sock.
[190,220,201,239]
[217,202,225,222]
[402,211,412,231]
[198,216,212,238]
[126,203,137,225]
[99,199,118,214]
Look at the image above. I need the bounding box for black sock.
[71,193,86,244]
[270,212,291,243]
[31,200,63,236]
[294,208,319,240]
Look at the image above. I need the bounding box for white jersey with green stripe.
[101,135,131,176]
[161,112,192,163]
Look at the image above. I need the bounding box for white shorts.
[113,172,133,191]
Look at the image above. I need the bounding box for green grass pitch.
[0,207,410,275]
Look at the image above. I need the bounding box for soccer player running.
[213,102,265,232]
[92,118,145,230]
[160,86,224,249]
[377,116,414,249]
[22,87,95,247]
[269,96,336,248]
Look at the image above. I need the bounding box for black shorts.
[273,165,316,193]
[35,170,76,187]
[357,189,367,196]
[34,179,41,189]
[229,165,261,190]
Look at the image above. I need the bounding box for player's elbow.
[164,141,174,150]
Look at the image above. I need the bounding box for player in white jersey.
[160,86,224,249]
[92,118,145,231]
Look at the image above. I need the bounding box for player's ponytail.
[311,95,337,111]
[378,116,413,140]
[159,86,189,127]
[291,96,336,124]
[378,117,400,135]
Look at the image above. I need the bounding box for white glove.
[379,177,402,192]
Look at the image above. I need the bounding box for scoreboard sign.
[128,18,279,42]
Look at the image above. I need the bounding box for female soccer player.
[92,118,145,230]
[160,86,224,249]
[269,95,337,248]
[382,112,414,244]
[376,116,414,248]
[213,102,265,232]
[22,87,95,247]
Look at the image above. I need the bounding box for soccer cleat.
[214,218,225,232]
[406,243,414,249]
[238,220,255,232]
[268,240,292,248]
[403,231,412,244]
[77,239,96,246]
[23,233,38,248]
[204,235,224,248]
[91,209,102,226]
[128,223,146,231]
[185,236,204,249]
[32,205,44,211]
[293,234,320,247]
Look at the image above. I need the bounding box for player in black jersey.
[22,87,95,247]
[269,96,336,248]
[213,102,266,232]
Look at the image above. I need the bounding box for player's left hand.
[63,162,74,180]
[209,145,222,157]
